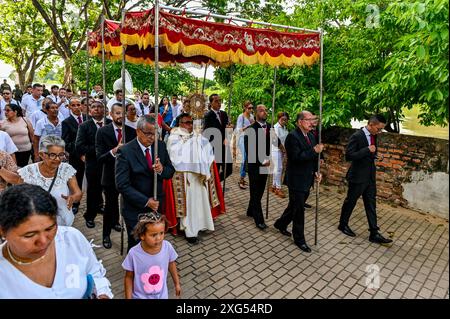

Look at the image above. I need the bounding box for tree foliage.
[72,51,197,97]
[0,0,55,89]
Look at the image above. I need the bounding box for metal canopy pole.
[314,29,324,247]
[201,64,208,95]
[85,7,90,116]
[153,0,160,203]
[159,4,319,33]
[266,67,277,220]
[119,9,127,256]
[222,67,233,194]
[101,12,107,123]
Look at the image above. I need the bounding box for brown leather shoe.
[239,178,248,189]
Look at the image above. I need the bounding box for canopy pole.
[222,67,233,195]
[314,29,324,247]
[266,66,277,219]
[159,4,320,33]
[85,7,90,117]
[119,9,127,256]
[154,0,160,203]
[101,11,107,123]
[201,64,208,95]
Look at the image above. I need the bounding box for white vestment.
[167,127,215,238]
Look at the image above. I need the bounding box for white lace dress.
[18,162,77,226]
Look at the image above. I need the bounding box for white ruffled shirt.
[18,162,76,226]
[0,226,113,299]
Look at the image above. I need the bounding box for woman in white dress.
[0,184,112,299]
[1,135,82,226]
[271,112,289,198]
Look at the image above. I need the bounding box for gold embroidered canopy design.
[88,8,320,67]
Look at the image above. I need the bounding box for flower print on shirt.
[141,265,164,294]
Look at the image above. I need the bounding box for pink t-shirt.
[122,240,178,299]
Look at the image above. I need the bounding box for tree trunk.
[16,69,27,91]
[63,58,74,91]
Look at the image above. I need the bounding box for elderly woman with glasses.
[1,135,82,226]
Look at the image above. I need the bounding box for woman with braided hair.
[0,184,113,298]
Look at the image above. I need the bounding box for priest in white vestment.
[167,113,216,244]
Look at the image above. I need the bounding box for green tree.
[72,50,196,97]
[0,0,55,89]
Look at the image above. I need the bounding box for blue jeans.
[238,137,247,178]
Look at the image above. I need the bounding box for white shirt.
[94,119,104,129]
[49,94,60,103]
[137,138,152,158]
[135,102,152,116]
[34,116,63,137]
[362,126,372,146]
[273,122,289,151]
[0,130,18,154]
[71,111,83,124]
[0,226,113,299]
[170,101,182,119]
[58,103,70,119]
[18,162,76,226]
[21,94,44,117]
[125,118,137,129]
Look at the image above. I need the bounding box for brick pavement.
[74,171,449,299]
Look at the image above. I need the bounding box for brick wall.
[320,126,449,216]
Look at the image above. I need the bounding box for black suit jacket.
[95,123,136,187]
[244,121,280,175]
[115,138,175,223]
[284,127,319,192]
[62,114,87,160]
[203,109,230,162]
[345,128,377,184]
[75,118,112,169]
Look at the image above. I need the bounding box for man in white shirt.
[21,83,44,118]
[0,89,18,120]
[48,85,60,103]
[135,92,154,117]
[33,101,63,161]
[170,94,182,119]
[57,87,70,119]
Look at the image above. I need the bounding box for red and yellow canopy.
[89,8,320,67]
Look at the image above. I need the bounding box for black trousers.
[246,171,268,225]
[339,181,379,233]
[69,158,85,208]
[124,218,139,252]
[15,150,31,168]
[217,162,233,181]
[103,185,120,237]
[83,164,104,222]
[275,189,308,245]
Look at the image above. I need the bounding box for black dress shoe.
[99,207,105,215]
[85,219,95,229]
[274,223,291,237]
[103,236,112,249]
[256,223,268,230]
[304,203,312,208]
[72,205,79,215]
[338,224,356,237]
[369,233,393,244]
[186,237,199,244]
[113,224,122,232]
[295,242,312,253]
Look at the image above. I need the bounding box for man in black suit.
[274,111,324,253]
[62,98,87,215]
[95,103,136,249]
[244,104,281,230]
[116,115,175,251]
[203,94,233,181]
[338,114,392,244]
[76,101,111,229]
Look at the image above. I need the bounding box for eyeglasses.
[247,106,254,110]
[139,129,155,137]
[45,152,67,160]
[138,211,162,222]
[180,121,193,125]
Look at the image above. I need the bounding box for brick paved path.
[74,172,449,299]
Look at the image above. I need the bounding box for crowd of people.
[0,81,393,299]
